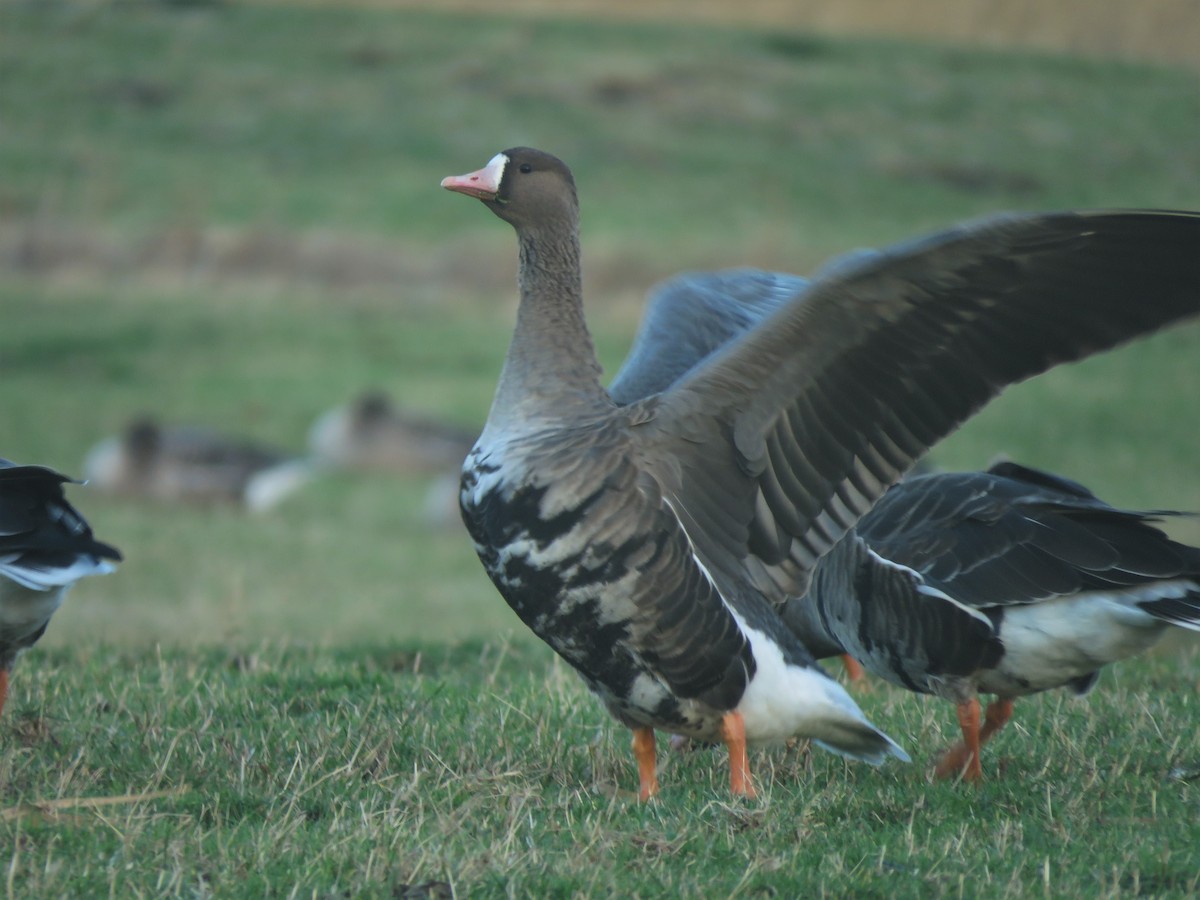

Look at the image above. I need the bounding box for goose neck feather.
[487,221,609,430]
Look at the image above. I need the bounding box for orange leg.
[935,697,1016,783]
[632,727,659,802]
[840,654,866,683]
[980,698,1014,745]
[0,668,8,718]
[721,710,757,799]
[934,697,985,783]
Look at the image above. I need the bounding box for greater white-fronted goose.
[786,461,1200,781]
[441,146,1200,799]
[0,460,121,715]
[84,416,312,513]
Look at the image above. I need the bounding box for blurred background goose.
[84,416,312,513]
[308,389,476,475]
[0,460,121,716]
[308,390,477,526]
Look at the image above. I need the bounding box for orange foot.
[934,697,1014,783]
[935,697,983,782]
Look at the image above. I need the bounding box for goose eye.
[519,163,533,174]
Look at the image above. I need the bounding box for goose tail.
[814,721,912,766]
[1137,583,1200,632]
[244,458,315,513]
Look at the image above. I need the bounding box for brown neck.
[485,220,609,432]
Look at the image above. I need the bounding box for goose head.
[441,147,578,231]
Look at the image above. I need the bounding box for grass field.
[2,2,1200,895]
[1,642,1197,896]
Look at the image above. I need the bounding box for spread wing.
[633,210,1200,601]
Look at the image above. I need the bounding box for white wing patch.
[1,555,116,592]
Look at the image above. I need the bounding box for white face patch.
[481,152,509,193]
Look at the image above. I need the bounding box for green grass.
[4,2,1199,254]
[2,2,1200,895]
[3,642,1198,896]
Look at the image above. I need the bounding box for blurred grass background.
[2,0,1199,650]
[362,0,1200,69]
